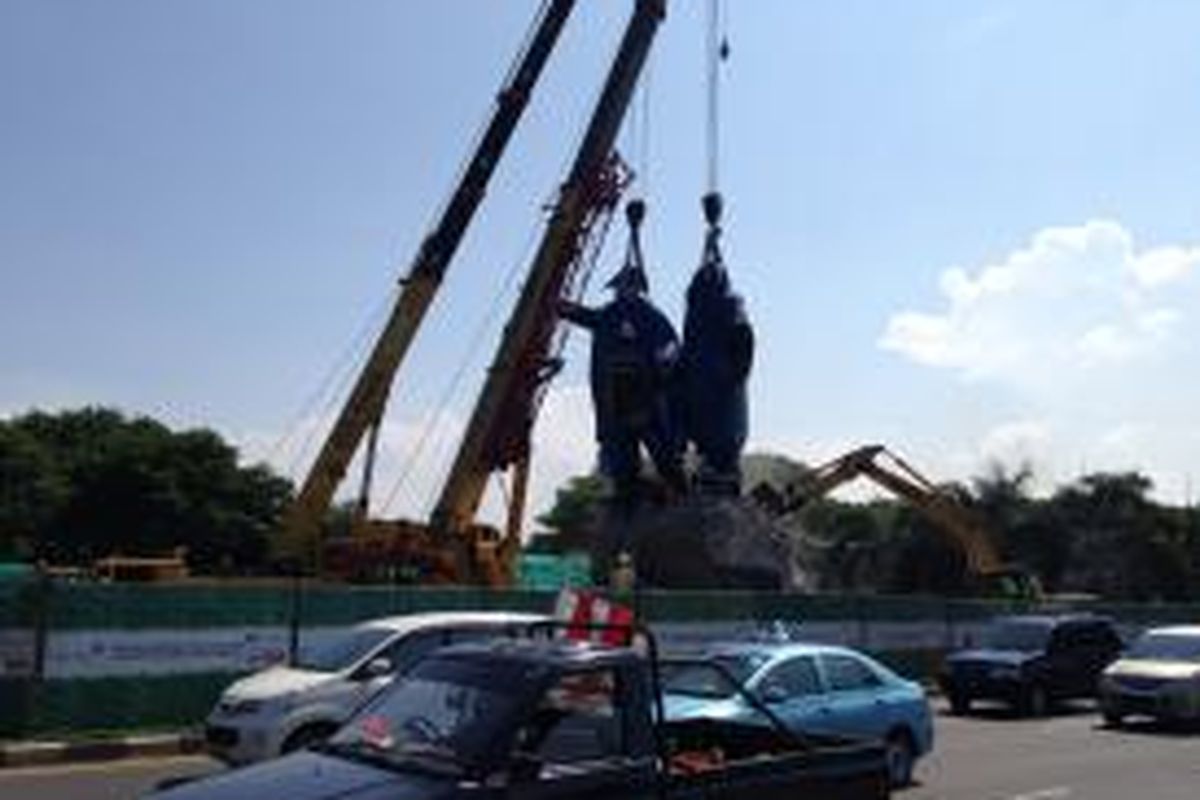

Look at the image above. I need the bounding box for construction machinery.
[752,445,1042,600]
[281,0,666,585]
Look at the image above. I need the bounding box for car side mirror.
[510,752,544,783]
[360,657,393,679]
[760,683,788,704]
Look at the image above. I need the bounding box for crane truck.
[279,0,662,585]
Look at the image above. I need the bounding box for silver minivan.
[204,611,544,764]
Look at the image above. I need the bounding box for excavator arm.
[767,445,1040,599]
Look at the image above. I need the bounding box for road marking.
[0,754,216,778]
[1007,788,1072,800]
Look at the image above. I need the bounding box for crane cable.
[632,48,654,198]
[705,0,730,196]
[270,289,396,480]
[377,215,546,518]
[357,1,561,516]
[700,0,730,267]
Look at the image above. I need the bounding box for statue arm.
[557,299,601,330]
[730,302,754,382]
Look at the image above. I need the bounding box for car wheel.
[282,723,337,754]
[1101,706,1125,728]
[949,691,971,715]
[1021,684,1049,718]
[884,730,916,788]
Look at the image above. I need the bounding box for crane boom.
[281,0,577,565]
[429,0,667,563]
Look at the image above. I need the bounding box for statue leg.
[643,408,687,497]
[600,432,640,518]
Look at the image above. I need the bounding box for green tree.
[0,424,68,558]
[1,407,293,573]
[529,474,607,553]
[1049,472,1186,600]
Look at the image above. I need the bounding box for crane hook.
[626,197,646,231]
[702,191,722,228]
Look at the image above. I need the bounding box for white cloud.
[1131,246,1200,289]
[1075,308,1181,365]
[880,220,1194,388]
[879,220,1200,502]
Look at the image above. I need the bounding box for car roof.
[686,640,873,662]
[1141,625,1200,637]
[433,636,637,670]
[356,610,547,634]
[993,613,1112,627]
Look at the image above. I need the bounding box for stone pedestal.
[591,493,807,591]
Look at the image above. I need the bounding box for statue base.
[590,486,806,591]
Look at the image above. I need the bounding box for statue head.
[606,264,649,298]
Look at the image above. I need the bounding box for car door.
[507,668,654,800]
[815,653,889,740]
[1074,622,1122,695]
[343,630,446,711]
[1044,624,1089,697]
[755,655,830,734]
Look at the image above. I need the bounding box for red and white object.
[554,588,635,646]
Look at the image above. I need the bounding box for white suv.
[204,610,544,764]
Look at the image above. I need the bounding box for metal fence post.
[30,565,51,683]
[855,594,869,649]
[288,565,302,667]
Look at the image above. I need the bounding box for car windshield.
[325,655,529,773]
[1128,632,1200,662]
[295,627,394,672]
[984,620,1052,652]
[662,652,768,699]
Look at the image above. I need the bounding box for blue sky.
[3,0,1200,524]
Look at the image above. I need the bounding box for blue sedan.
[662,642,934,787]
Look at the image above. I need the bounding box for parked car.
[204,611,544,764]
[938,614,1122,717]
[661,642,933,788]
[1099,625,1200,727]
[151,629,893,800]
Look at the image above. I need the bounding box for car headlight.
[220,698,265,716]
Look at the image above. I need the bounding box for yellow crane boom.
[280,0,578,567]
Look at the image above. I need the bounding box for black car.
[937,614,1122,717]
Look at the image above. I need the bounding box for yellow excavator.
[753,445,1042,600]
[278,0,666,585]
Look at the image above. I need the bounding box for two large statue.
[560,195,754,504]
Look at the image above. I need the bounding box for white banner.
[21,620,965,679]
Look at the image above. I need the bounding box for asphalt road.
[0,754,220,800]
[5,701,1200,800]
[907,701,1200,800]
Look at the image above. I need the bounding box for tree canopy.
[0,407,293,573]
